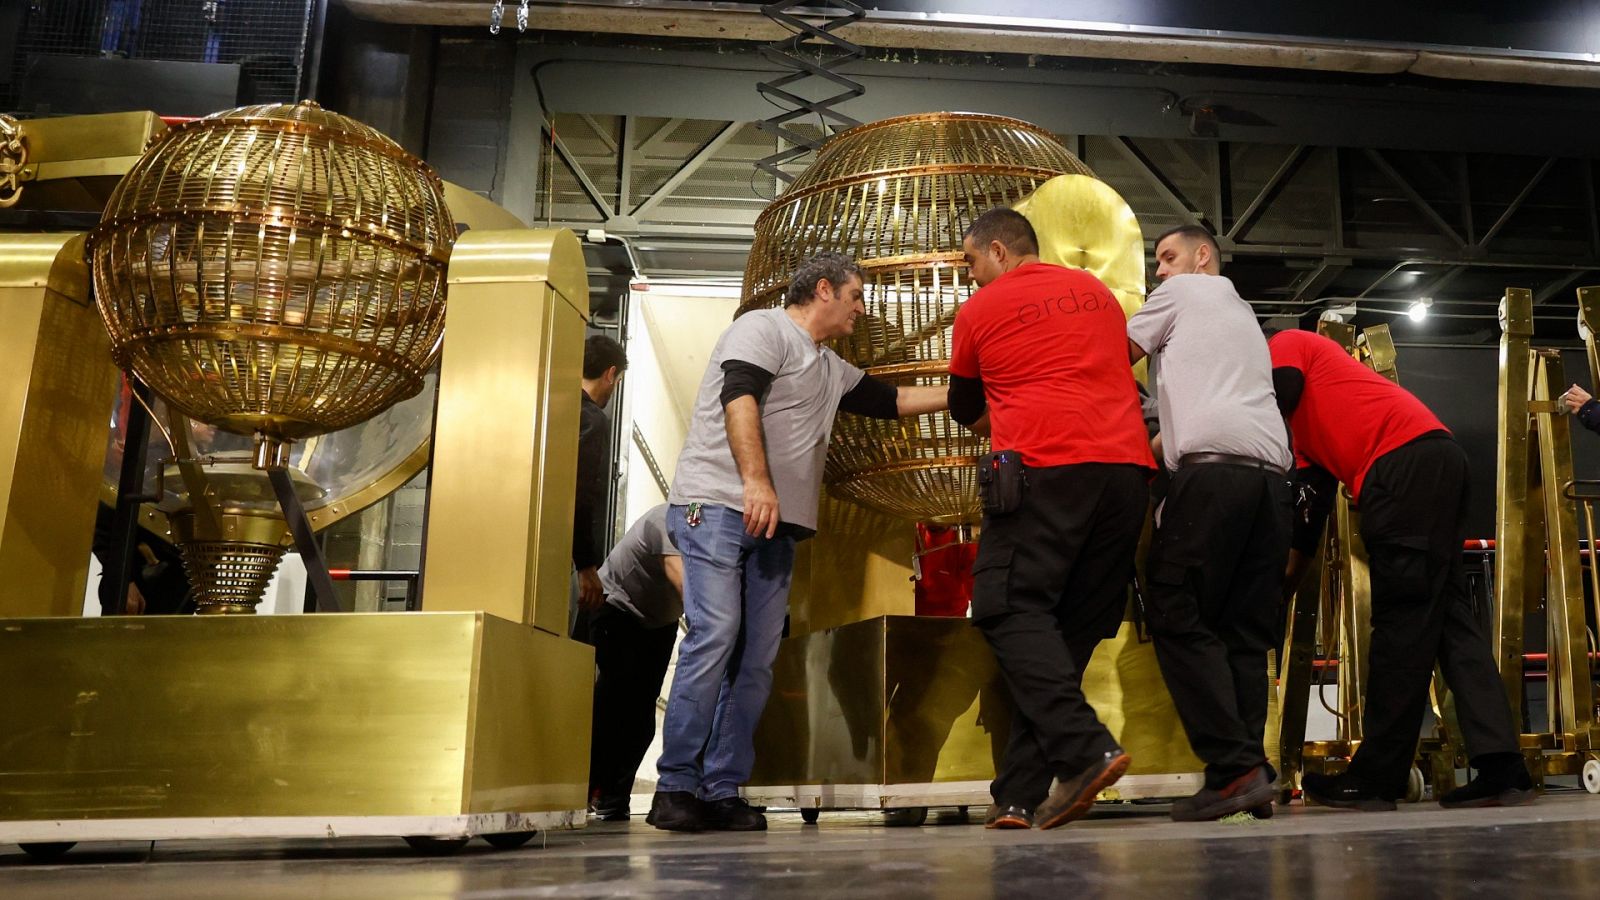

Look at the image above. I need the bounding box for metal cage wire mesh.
[180,540,286,614]
[89,101,455,445]
[738,113,1091,523]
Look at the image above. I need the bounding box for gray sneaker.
[1034,749,1132,830]
[1171,765,1276,822]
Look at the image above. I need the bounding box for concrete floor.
[4,791,1600,898]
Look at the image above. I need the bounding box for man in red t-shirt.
[1270,328,1531,810]
[948,208,1154,830]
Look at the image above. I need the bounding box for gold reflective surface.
[1494,287,1596,750]
[0,234,121,618]
[1013,174,1146,321]
[750,616,1203,789]
[0,612,590,819]
[421,228,588,634]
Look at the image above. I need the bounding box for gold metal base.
[748,615,1204,796]
[0,612,592,821]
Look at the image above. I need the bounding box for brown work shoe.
[1171,765,1276,822]
[1034,749,1132,830]
[983,804,1033,829]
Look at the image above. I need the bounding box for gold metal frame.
[1494,286,1600,779]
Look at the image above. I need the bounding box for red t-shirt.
[950,262,1154,469]
[1268,329,1447,499]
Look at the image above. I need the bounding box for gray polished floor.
[4,791,1600,898]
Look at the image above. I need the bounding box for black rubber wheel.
[403,836,470,855]
[482,831,537,850]
[18,842,75,860]
[800,808,821,824]
[883,807,928,827]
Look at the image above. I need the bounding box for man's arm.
[572,401,610,608]
[948,373,986,426]
[895,384,949,417]
[725,395,780,539]
[1272,365,1306,417]
[837,374,949,420]
[1129,338,1147,365]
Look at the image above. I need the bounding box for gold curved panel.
[1013,173,1147,320]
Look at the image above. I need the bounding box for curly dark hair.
[784,252,864,307]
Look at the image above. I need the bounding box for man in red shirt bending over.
[948,208,1155,830]
[1270,328,1533,810]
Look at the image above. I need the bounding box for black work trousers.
[1345,435,1519,797]
[1146,462,1293,788]
[972,463,1150,809]
[587,603,679,803]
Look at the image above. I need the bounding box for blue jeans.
[658,503,797,801]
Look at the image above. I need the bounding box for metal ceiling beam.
[544,120,616,220]
[1363,148,1467,248]
[1478,157,1557,251]
[1227,144,1308,243]
[1109,136,1214,233]
[1288,258,1350,303]
[630,121,743,219]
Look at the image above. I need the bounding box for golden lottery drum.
[89,101,455,445]
[739,113,1091,523]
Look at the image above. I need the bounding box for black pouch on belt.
[977,449,1026,516]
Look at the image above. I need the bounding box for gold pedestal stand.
[0,117,596,855]
[1493,287,1600,793]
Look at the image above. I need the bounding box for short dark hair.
[965,208,1039,256]
[582,334,628,379]
[784,252,864,307]
[1154,224,1221,264]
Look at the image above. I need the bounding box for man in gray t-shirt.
[649,252,949,833]
[1124,225,1294,823]
[588,504,682,820]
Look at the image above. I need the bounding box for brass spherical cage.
[738,113,1094,523]
[88,101,456,443]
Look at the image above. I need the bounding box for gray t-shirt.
[668,307,865,532]
[600,504,682,628]
[1126,274,1292,472]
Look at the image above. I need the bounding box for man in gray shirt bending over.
[1127,225,1294,821]
[651,252,949,832]
[588,504,682,821]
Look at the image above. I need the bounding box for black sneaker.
[704,796,767,831]
[1441,754,1536,809]
[983,804,1033,829]
[646,790,706,832]
[1034,748,1132,830]
[1301,771,1396,812]
[1171,765,1276,822]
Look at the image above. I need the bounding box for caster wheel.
[1405,766,1425,803]
[800,808,820,824]
[1582,758,1600,795]
[483,831,536,849]
[883,807,927,827]
[403,836,470,855]
[19,842,75,860]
